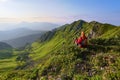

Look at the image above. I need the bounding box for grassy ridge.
[30,20,120,60]
[0,20,120,80]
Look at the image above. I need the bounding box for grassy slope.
[26,21,120,80]
[0,50,22,72]
[0,42,17,74]
[29,21,120,80]
[0,56,16,73]
[30,20,120,60]
[30,34,64,60]
[0,20,120,80]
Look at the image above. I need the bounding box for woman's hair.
[81,31,86,39]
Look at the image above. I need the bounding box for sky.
[0,0,120,26]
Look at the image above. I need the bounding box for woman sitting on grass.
[75,31,87,48]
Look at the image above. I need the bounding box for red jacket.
[75,36,87,48]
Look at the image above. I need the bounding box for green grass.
[0,20,120,80]
[0,59,16,72]
[0,50,22,73]
[30,35,64,60]
[100,27,120,38]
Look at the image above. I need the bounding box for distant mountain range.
[15,22,59,31]
[3,32,45,48]
[0,28,41,41]
[0,42,13,59]
[0,22,59,48]
[0,42,12,50]
[0,22,59,31]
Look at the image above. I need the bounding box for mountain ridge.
[0,20,120,80]
[0,28,42,41]
[3,32,45,48]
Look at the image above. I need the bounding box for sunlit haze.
[0,0,120,30]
